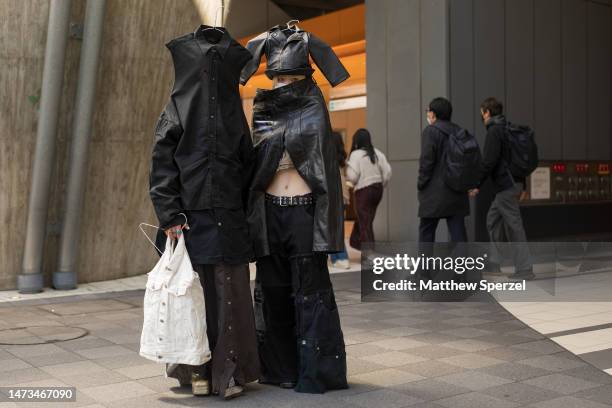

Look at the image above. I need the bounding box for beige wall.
[78,1,200,284]
[0,0,201,289]
[0,0,77,289]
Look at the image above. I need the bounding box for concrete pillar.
[55,0,107,290]
[225,0,290,38]
[191,0,230,25]
[19,0,73,293]
[365,0,450,243]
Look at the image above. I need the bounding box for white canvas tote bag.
[139,234,211,365]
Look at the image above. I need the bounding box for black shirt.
[239,24,350,86]
[153,208,253,265]
[150,26,254,230]
[184,209,252,264]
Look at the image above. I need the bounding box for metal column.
[19,0,73,293]
[54,0,107,290]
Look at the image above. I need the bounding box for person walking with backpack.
[418,97,479,242]
[346,129,392,250]
[470,97,536,280]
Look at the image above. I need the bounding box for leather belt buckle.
[279,196,289,207]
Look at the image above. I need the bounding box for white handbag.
[139,234,211,365]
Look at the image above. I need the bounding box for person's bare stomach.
[272,74,305,88]
[266,74,312,197]
[266,167,311,196]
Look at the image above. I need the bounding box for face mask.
[426,116,433,125]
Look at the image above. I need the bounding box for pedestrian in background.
[417,97,470,242]
[471,97,535,280]
[346,128,392,250]
[329,131,351,269]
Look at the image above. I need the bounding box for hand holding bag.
[139,234,211,365]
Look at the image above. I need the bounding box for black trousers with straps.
[254,197,348,393]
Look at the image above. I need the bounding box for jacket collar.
[269,24,305,41]
[193,25,231,59]
[432,119,458,134]
[486,115,506,129]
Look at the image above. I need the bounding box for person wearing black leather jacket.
[241,24,349,394]
[149,26,260,399]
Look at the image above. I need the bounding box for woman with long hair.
[346,128,392,250]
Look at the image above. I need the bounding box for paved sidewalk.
[1,272,611,408]
[0,265,359,304]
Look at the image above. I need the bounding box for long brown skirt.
[168,263,260,393]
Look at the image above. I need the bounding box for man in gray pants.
[470,97,534,280]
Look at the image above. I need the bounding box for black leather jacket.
[240,24,350,86]
[150,27,254,229]
[240,26,349,255]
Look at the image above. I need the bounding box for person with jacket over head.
[470,97,534,280]
[240,23,349,394]
[346,129,392,250]
[149,25,260,399]
[418,97,469,243]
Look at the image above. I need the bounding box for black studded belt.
[265,193,315,207]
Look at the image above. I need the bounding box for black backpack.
[504,123,538,179]
[435,124,482,192]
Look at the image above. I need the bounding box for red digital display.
[598,164,610,175]
[552,163,566,173]
[575,163,589,173]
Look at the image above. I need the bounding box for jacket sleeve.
[149,99,184,230]
[308,33,350,87]
[240,32,267,85]
[478,127,503,187]
[417,127,437,191]
[345,151,361,185]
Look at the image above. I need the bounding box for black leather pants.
[254,199,348,393]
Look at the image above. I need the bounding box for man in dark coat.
[417,97,469,242]
[471,97,534,280]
